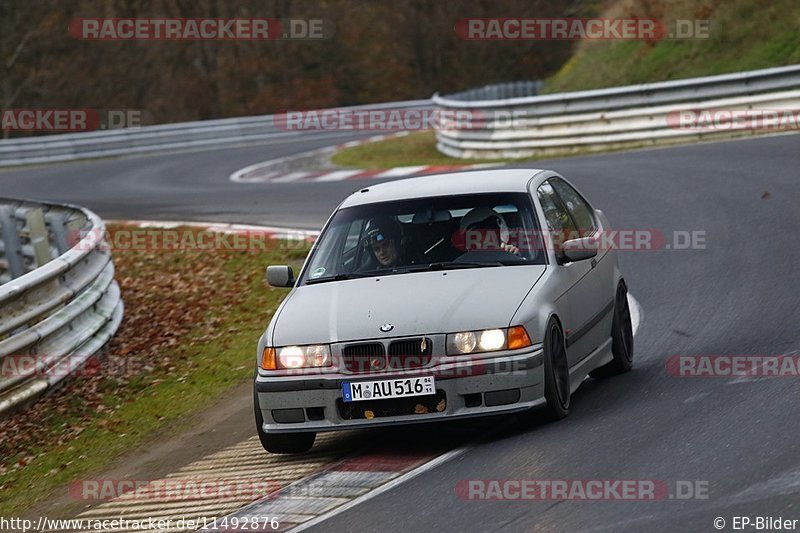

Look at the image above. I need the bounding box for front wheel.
[590,282,634,378]
[541,317,571,420]
[254,385,316,454]
[520,317,570,425]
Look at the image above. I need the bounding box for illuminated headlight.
[448,328,504,353]
[446,326,532,355]
[262,344,332,370]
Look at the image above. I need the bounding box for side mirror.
[266,265,295,287]
[561,237,598,262]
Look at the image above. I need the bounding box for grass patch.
[330,132,510,169]
[543,0,800,93]
[0,225,312,516]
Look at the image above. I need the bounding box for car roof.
[339,168,550,208]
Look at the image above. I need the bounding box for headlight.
[479,329,506,351]
[446,326,532,355]
[452,331,477,353]
[261,344,332,370]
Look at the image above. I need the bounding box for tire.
[541,317,571,420]
[254,384,316,454]
[520,317,570,424]
[590,282,634,378]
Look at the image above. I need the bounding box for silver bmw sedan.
[255,169,634,453]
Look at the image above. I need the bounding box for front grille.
[342,343,385,372]
[387,337,433,369]
[337,390,447,420]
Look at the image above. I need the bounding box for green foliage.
[330,132,509,168]
[543,0,800,93]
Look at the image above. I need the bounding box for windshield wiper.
[405,261,506,272]
[305,272,371,285]
[306,262,509,283]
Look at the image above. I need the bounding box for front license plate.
[342,376,435,403]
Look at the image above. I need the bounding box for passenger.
[459,207,520,255]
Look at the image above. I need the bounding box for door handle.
[590,258,597,268]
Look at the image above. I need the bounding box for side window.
[537,181,577,237]
[340,219,364,272]
[550,178,596,237]
[343,219,363,254]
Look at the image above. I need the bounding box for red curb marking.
[415,165,471,174]
[347,169,388,180]
[331,452,435,472]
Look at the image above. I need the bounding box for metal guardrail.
[432,65,800,159]
[0,100,430,167]
[0,198,123,415]
[441,81,542,102]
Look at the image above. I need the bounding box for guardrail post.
[26,208,52,267]
[46,212,71,254]
[0,205,25,279]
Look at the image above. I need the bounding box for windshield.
[300,192,545,284]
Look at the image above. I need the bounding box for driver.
[459,207,520,255]
[364,217,406,268]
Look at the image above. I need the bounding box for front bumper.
[255,346,545,433]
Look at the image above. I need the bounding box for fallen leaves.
[0,226,250,476]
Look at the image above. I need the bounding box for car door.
[536,179,604,365]
[549,178,616,359]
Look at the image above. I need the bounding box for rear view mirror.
[266,265,295,287]
[410,209,452,224]
[561,237,598,262]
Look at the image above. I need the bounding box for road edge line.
[288,445,472,533]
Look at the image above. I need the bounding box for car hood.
[271,265,546,345]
